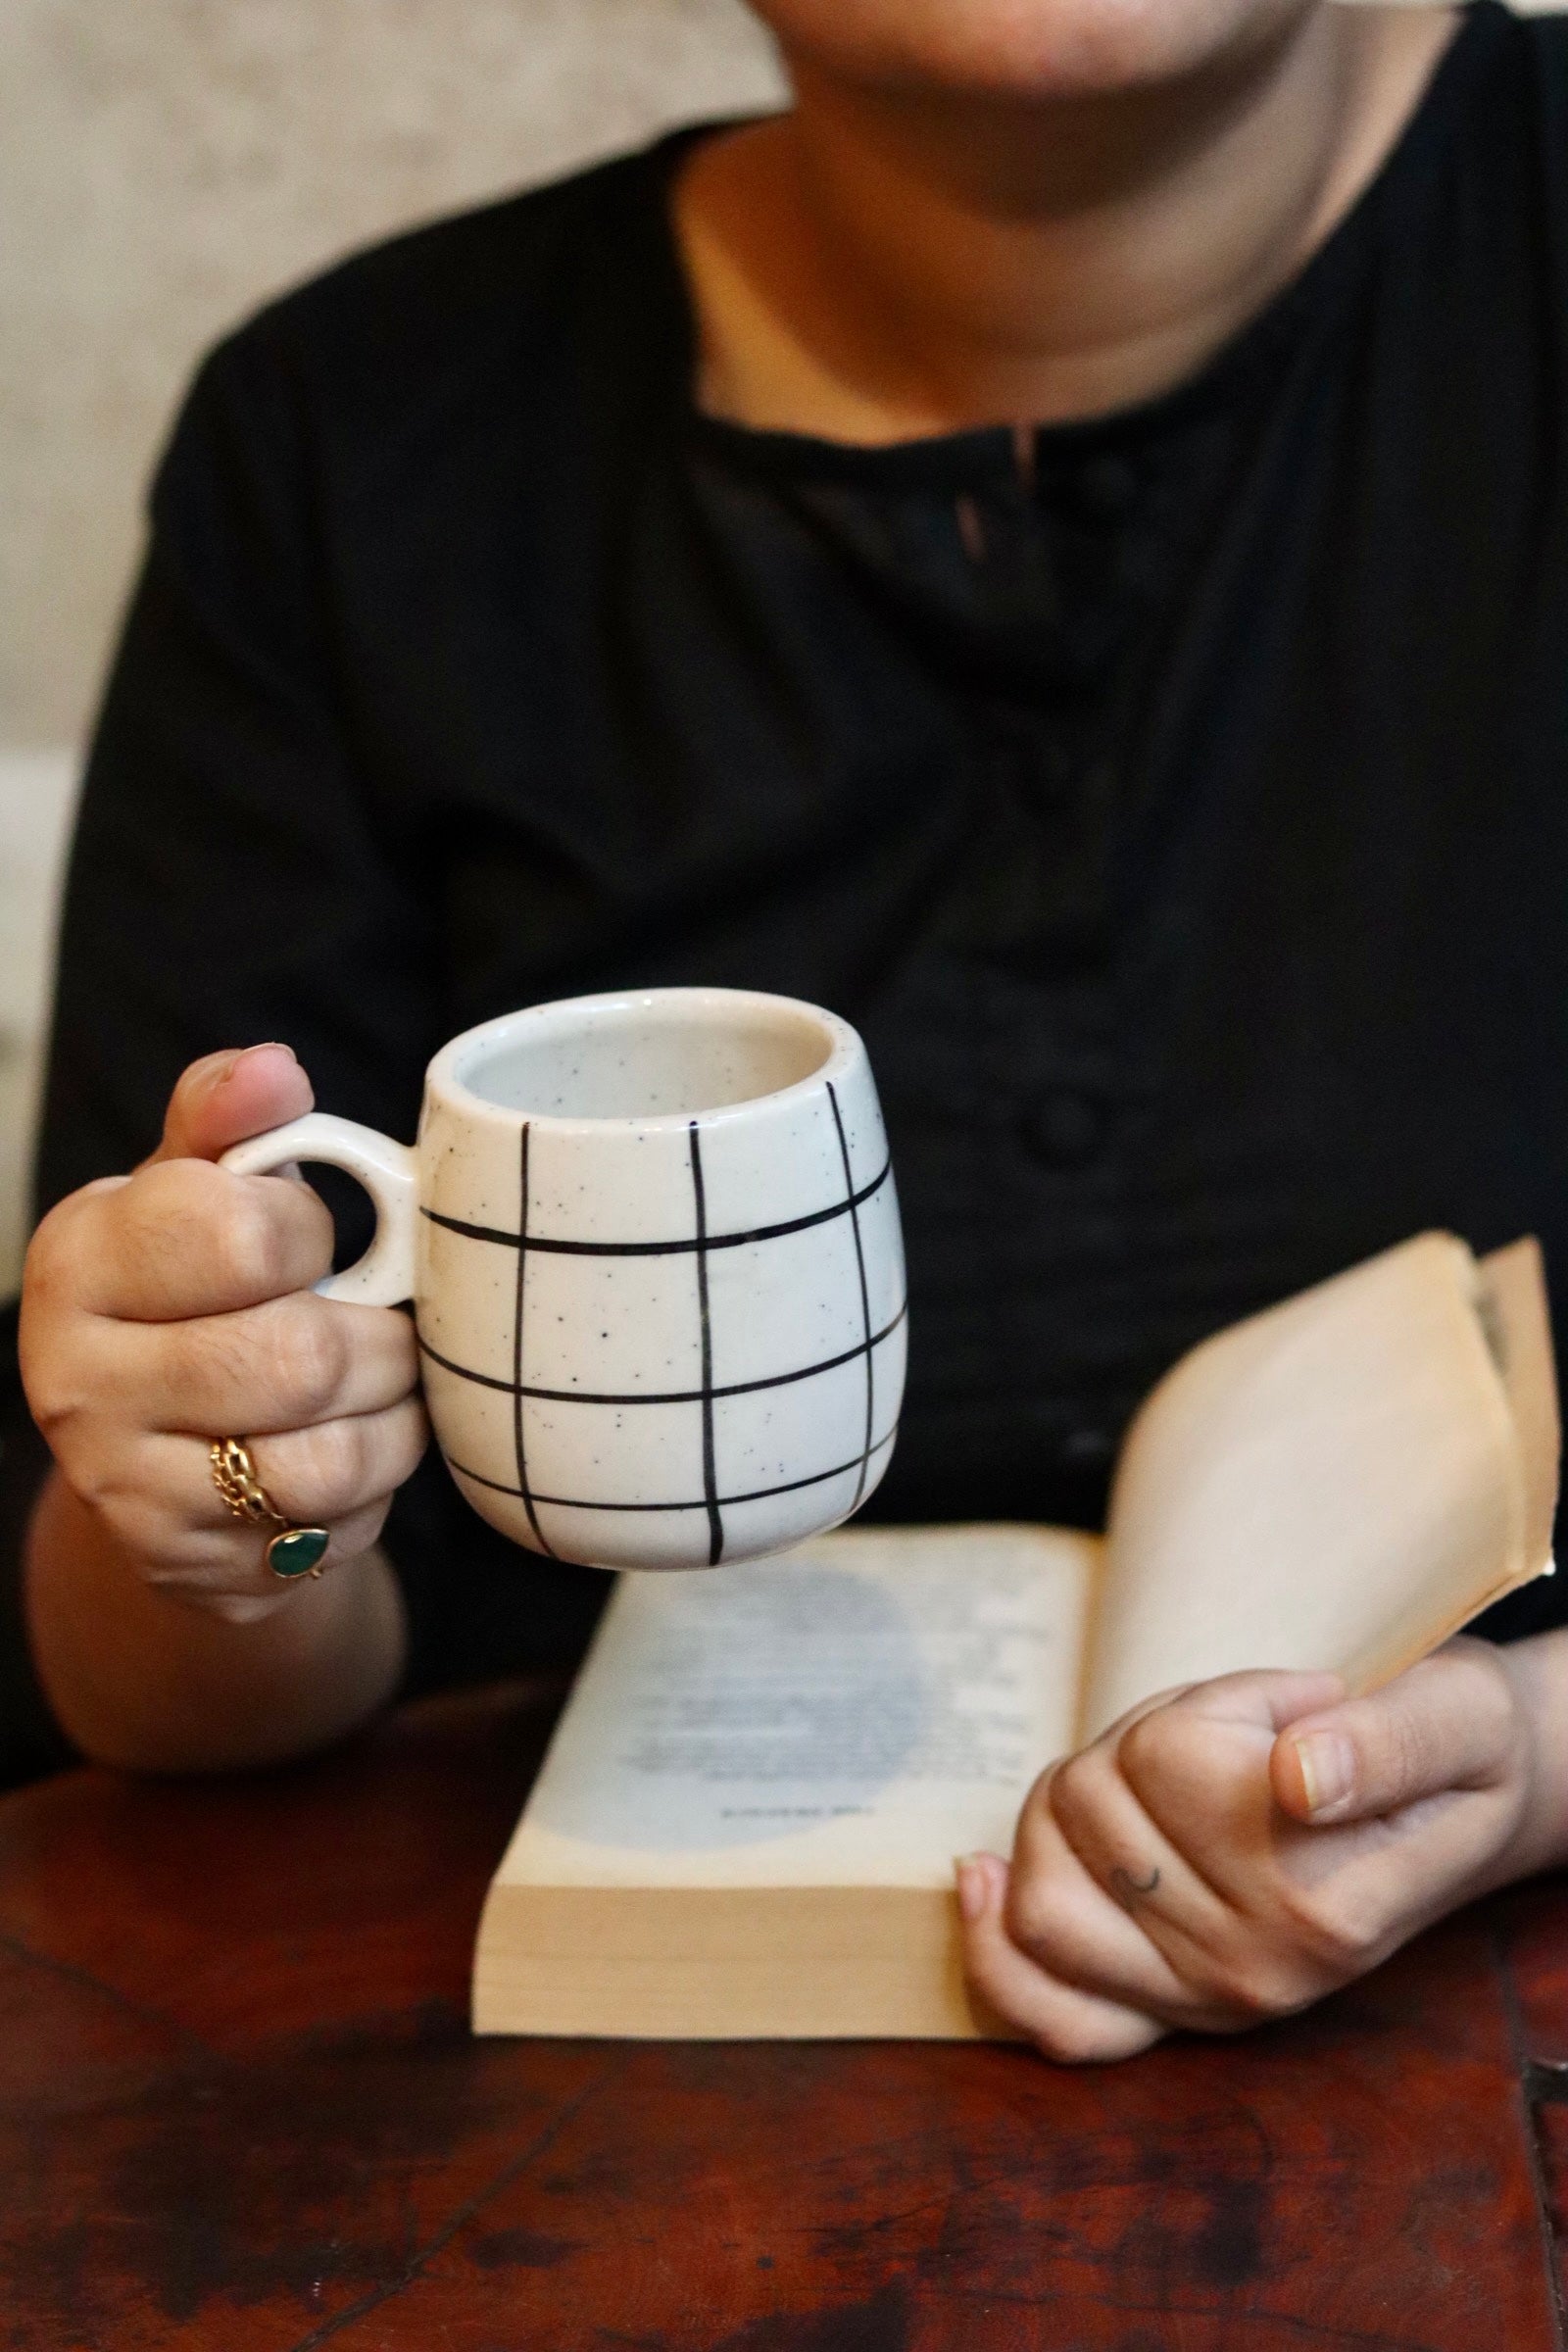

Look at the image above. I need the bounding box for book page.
[1080,1233,1553,1740]
[1481,1237,1560,1576]
[498,1524,1098,1891]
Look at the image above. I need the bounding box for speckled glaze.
[221,989,906,1571]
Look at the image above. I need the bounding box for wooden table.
[5,1681,1568,2352]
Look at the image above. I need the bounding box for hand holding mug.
[224,989,906,1572]
[20,1045,427,1617]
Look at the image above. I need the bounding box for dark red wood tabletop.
[4,1677,1567,2352]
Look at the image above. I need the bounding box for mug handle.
[220,1113,418,1307]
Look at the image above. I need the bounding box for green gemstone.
[268,1526,329,1580]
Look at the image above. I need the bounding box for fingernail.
[955,1855,988,1922]
[205,1043,297,1097]
[1294,1730,1355,1816]
[192,1048,243,1092]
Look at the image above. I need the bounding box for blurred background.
[0,0,784,1295]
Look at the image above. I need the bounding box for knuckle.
[21,1205,73,1304]
[175,1298,229,1382]
[18,1343,83,1440]
[1045,1753,1097,1837]
[1275,1880,1381,1973]
[361,1300,418,1384]
[1197,1950,1306,2023]
[269,1304,350,1424]
[24,1307,129,1443]
[1004,1872,1065,1962]
[172,1311,254,1412]
[22,1200,110,1329]
[272,1177,335,1279]
[60,1452,117,1522]
[21,1289,119,1439]
[212,1187,293,1300]
[277,1416,368,1515]
[56,1434,144,1524]
[133,1153,216,1233]
[1117,1707,1185,1791]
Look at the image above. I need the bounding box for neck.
[674,5,1458,439]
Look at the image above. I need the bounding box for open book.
[472,1233,1560,2040]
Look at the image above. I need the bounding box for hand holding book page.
[473,1233,1560,2041]
[1077,1229,1558,1737]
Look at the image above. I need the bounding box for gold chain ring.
[209,1439,329,1580]
[210,1437,283,1526]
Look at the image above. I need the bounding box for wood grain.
[2,1679,1563,2351]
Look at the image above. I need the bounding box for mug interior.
[459,996,835,1121]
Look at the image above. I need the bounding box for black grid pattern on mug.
[421,1081,904,1564]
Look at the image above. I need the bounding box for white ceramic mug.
[222,988,906,1571]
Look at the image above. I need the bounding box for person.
[7,0,1568,2061]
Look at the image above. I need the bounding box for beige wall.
[0,1,783,1290]
[1,0,784,753]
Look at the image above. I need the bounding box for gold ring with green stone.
[208,1437,330,1581]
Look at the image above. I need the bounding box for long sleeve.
[1,327,441,1786]
[36,327,439,1219]
[0,326,442,1782]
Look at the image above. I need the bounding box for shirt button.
[1065,455,1138,518]
[1020,1088,1108,1169]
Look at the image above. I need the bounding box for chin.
[750,0,1316,97]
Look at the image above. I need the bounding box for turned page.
[495,1524,1099,1893]
[1079,1234,1559,1741]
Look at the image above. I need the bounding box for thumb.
[1270,1642,1517,1827]
[146,1043,314,1167]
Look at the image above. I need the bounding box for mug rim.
[426,985,862,1134]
